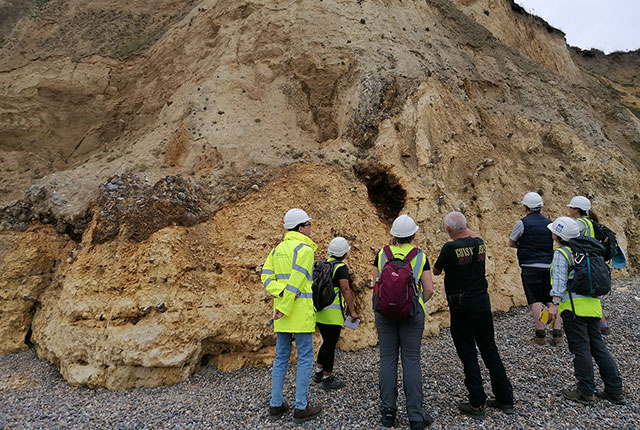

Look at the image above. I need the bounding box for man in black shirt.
[433,211,513,420]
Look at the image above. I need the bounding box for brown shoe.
[268,401,289,420]
[527,336,547,346]
[549,336,565,347]
[562,388,594,404]
[597,390,625,405]
[293,404,322,423]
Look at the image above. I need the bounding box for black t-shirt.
[434,236,490,312]
[332,264,349,289]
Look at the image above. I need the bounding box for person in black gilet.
[508,192,563,346]
[434,211,513,419]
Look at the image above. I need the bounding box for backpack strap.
[380,246,422,286]
[404,247,419,263]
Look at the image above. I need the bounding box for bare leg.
[530,303,545,330]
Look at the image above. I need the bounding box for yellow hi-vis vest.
[553,246,602,318]
[261,231,318,333]
[315,257,346,326]
[576,216,595,238]
[375,244,427,314]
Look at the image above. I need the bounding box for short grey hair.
[444,211,467,231]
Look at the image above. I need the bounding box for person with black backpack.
[433,211,514,420]
[313,237,358,391]
[371,214,434,430]
[567,196,613,335]
[546,217,624,405]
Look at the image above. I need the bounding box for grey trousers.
[375,308,426,422]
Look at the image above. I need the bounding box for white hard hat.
[328,237,351,257]
[390,214,419,238]
[547,217,580,241]
[567,196,591,211]
[521,192,543,209]
[283,208,312,229]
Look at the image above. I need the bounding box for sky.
[514,0,640,54]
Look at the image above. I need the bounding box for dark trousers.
[450,310,514,407]
[561,311,623,396]
[375,309,426,423]
[317,323,342,373]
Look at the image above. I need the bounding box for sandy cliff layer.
[1,0,639,388]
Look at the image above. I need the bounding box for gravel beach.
[2,277,639,430]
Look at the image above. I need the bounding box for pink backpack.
[374,246,420,319]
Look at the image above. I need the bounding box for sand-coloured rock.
[1,0,639,388]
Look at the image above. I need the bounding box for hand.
[350,310,359,320]
[548,304,559,319]
[274,309,284,320]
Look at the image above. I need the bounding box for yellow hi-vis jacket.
[576,216,595,238]
[261,231,318,333]
[315,257,346,326]
[553,246,602,318]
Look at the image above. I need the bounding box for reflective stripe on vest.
[378,248,424,299]
[554,246,602,318]
[285,284,313,299]
[292,243,313,282]
[577,217,595,238]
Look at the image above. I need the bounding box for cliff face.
[1,0,639,388]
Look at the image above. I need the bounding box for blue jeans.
[270,332,314,410]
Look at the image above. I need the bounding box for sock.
[535,329,546,338]
[552,329,563,338]
[316,366,323,373]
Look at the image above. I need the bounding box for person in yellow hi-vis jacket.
[547,217,624,406]
[313,237,358,391]
[261,208,322,424]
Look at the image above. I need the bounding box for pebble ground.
[2,278,639,430]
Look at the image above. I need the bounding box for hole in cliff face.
[24,327,33,347]
[354,162,406,222]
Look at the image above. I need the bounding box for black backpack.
[592,221,618,262]
[311,259,341,311]
[566,236,611,297]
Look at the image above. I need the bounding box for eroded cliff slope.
[1,0,639,388]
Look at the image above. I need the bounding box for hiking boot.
[600,326,612,336]
[292,404,322,424]
[268,401,289,420]
[457,402,485,420]
[597,390,625,405]
[486,399,515,415]
[381,408,396,427]
[321,375,345,391]
[313,370,323,383]
[549,336,565,347]
[409,413,434,429]
[562,389,594,404]
[527,336,547,346]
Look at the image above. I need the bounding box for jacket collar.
[284,230,318,252]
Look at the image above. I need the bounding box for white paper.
[344,317,360,330]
